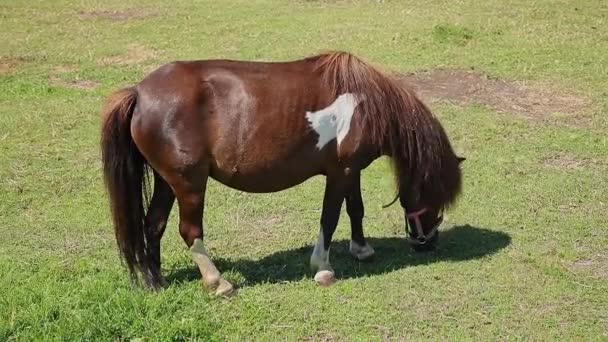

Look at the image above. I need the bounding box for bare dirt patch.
[568,254,608,280]
[0,56,28,74]
[78,9,158,22]
[98,44,158,66]
[301,331,339,342]
[49,66,99,91]
[542,153,600,171]
[399,69,592,126]
[50,76,99,91]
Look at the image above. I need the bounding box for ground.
[1,0,607,340]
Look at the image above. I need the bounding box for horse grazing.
[100,51,464,296]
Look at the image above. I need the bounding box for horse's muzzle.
[409,231,439,252]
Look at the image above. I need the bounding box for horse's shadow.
[166,225,510,286]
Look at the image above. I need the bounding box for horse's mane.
[311,51,462,210]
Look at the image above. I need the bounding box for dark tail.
[100,87,157,287]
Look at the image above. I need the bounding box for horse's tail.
[100,86,155,287]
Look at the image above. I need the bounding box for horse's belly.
[209,162,323,193]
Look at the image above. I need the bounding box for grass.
[1,0,607,340]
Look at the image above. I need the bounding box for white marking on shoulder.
[305,93,360,150]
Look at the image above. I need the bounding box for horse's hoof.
[214,279,234,297]
[349,241,375,261]
[202,276,221,291]
[314,270,336,287]
[203,276,234,297]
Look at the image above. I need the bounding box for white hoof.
[203,276,234,297]
[314,270,336,287]
[214,279,234,297]
[349,241,375,261]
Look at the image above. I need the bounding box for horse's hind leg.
[143,171,175,288]
[172,166,233,297]
[346,171,375,261]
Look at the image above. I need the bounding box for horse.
[100,51,464,296]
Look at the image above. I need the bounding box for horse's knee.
[179,222,202,246]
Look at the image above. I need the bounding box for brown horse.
[100,51,464,296]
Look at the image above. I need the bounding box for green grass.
[1,0,607,340]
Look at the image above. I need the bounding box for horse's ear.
[457,156,466,164]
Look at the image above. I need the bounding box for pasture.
[1,0,607,340]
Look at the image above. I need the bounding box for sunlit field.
[1,0,607,339]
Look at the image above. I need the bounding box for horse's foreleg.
[310,177,345,286]
[143,171,175,288]
[345,171,375,261]
[174,168,233,297]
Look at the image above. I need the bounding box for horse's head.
[396,156,466,252]
[400,201,443,251]
[400,191,443,252]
